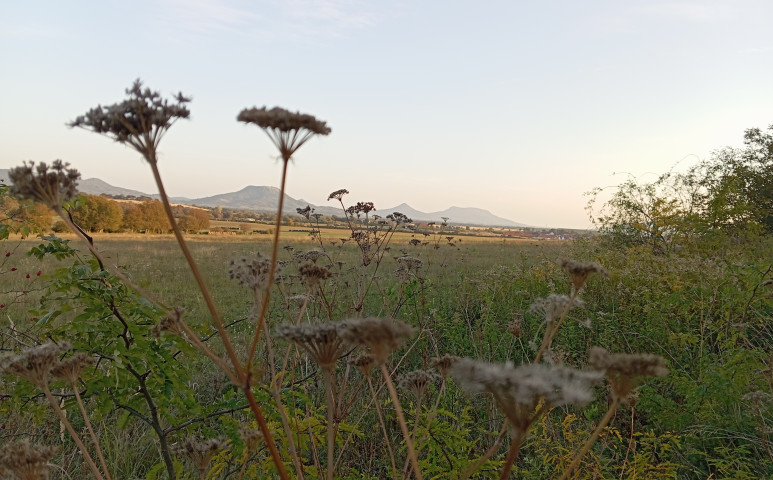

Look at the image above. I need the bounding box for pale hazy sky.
[2,1,772,228]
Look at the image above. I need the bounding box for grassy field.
[2,228,771,479]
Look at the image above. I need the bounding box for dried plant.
[558,347,668,480]
[450,358,602,479]
[0,439,57,480]
[8,160,80,214]
[173,436,228,480]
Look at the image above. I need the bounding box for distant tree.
[121,200,170,233]
[70,194,123,232]
[178,209,210,233]
[588,124,773,249]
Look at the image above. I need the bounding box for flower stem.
[381,363,423,480]
[498,431,524,480]
[558,396,621,480]
[72,385,113,480]
[42,384,105,480]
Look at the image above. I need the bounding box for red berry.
[10,267,16,271]
[29,317,34,322]
[26,273,30,278]
[1,423,5,429]
[0,304,4,308]
[4,252,9,257]
[37,271,41,276]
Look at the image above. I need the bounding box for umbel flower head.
[398,369,439,402]
[561,259,607,292]
[228,254,279,292]
[173,436,227,479]
[530,294,584,327]
[50,352,94,384]
[276,322,348,371]
[338,317,417,364]
[589,347,668,401]
[3,342,71,388]
[8,160,80,212]
[0,439,57,480]
[69,79,191,163]
[449,358,602,433]
[237,106,331,162]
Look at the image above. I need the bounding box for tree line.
[0,194,211,233]
[587,124,773,252]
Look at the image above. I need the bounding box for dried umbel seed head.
[238,424,264,453]
[51,352,94,384]
[530,294,584,327]
[3,342,71,387]
[8,160,80,212]
[396,255,423,271]
[386,212,412,225]
[348,352,376,375]
[293,249,328,264]
[508,315,523,338]
[276,322,348,371]
[449,358,602,433]
[338,317,417,364]
[430,355,460,378]
[0,439,57,480]
[398,369,439,401]
[328,189,349,201]
[153,307,185,337]
[173,436,227,477]
[70,79,191,162]
[561,259,607,292]
[589,347,668,401]
[229,254,278,291]
[237,106,331,161]
[298,261,332,288]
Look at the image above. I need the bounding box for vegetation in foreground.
[1,81,771,479]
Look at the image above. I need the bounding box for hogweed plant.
[0,79,675,480]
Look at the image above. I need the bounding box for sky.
[1,1,772,229]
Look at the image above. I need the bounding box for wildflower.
[237,106,331,162]
[338,317,416,364]
[398,369,438,402]
[430,355,460,378]
[238,424,264,453]
[8,160,81,212]
[228,254,278,291]
[293,250,328,263]
[328,189,349,201]
[173,436,227,479]
[51,352,94,384]
[0,439,57,480]
[588,347,668,401]
[508,314,523,337]
[70,80,191,163]
[298,262,332,288]
[530,294,584,327]
[3,342,70,387]
[560,259,607,292]
[348,352,376,375]
[152,307,185,337]
[449,358,601,433]
[396,256,423,271]
[276,322,348,370]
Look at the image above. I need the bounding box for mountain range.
[0,169,526,227]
